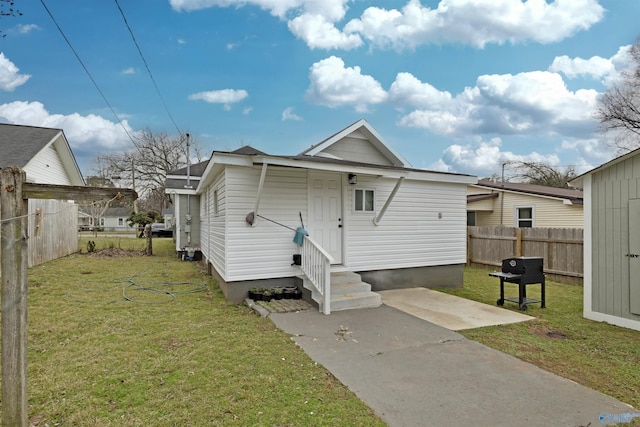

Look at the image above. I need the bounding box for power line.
[39,0,136,145]
[113,0,183,137]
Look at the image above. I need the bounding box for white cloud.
[188,89,248,110]
[121,67,136,75]
[346,0,604,50]
[549,45,635,88]
[288,14,362,50]
[282,107,303,121]
[242,106,253,115]
[389,72,452,108]
[560,137,617,173]
[436,137,560,176]
[0,53,31,92]
[306,56,387,112]
[0,101,134,157]
[18,24,40,34]
[397,70,598,139]
[169,0,304,18]
[168,0,604,51]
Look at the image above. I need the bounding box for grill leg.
[497,278,505,306]
[541,277,546,308]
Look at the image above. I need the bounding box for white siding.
[225,165,308,282]
[208,165,470,282]
[202,171,226,279]
[345,177,467,270]
[24,144,72,185]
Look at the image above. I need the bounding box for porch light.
[348,173,357,185]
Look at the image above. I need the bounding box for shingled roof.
[0,123,62,168]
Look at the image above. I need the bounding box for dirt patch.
[528,323,568,339]
[89,248,146,258]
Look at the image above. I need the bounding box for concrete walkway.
[270,305,636,427]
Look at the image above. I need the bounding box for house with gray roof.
[0,123,84,186]
[166,119,477,313]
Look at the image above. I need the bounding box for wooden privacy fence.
[467,226,584,285]
[0,199,78,276]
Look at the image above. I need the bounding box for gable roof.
[0,123,84,185]
[570,146,640,187]
[472,180,583,205]
[298,119,411,167]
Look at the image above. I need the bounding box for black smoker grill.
[489,257,546,311]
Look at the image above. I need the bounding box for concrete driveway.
[270,303,636,427]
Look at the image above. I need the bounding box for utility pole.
[132,158,138,214]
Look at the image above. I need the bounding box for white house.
[571,148,640,331]
[0,123,84,186]
[166,120,477,313]
[0,123,84,269]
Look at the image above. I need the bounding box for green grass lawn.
[440,267,640,411]
[20,237,385,426]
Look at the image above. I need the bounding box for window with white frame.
[354,189,375,212]
[118,218,124,226]
[516,207,533,228]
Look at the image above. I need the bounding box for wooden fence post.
[516,228,523,257]
[1,167,29,427]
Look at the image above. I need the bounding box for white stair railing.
[300,235,333,314]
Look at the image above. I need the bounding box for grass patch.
[21,237,385,426]
[440,267,640,411]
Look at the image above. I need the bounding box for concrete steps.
[304,271,382,312]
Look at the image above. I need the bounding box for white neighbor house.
[166,120,477,313]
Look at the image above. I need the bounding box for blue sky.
[1,0,639,178]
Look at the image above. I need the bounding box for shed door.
[309,172,343,264]
[630,199,640,315]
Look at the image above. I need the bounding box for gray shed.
[571,147,640,331]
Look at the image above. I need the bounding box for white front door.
[308,172,343,264]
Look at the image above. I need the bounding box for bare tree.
[595,39,640,152]
[510,161,577,189]
[0,0,22,38]
[92,129,204,212]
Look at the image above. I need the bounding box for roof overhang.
[192,151,476,193]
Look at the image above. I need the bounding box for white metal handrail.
[300,235,333,314]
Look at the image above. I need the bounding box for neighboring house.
[79,206,136,232]
[467,180,584,228]
[571,148,640,331]
[165,159,208,250]
[166,119,477,312]
[0,123,84,186]
[0,123,84,268]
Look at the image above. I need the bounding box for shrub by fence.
[467,226,583,285]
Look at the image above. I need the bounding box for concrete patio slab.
[379,287,534,330]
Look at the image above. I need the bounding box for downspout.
[373,176,405,226]
[252,162,268,226]
[185,133,192,244]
